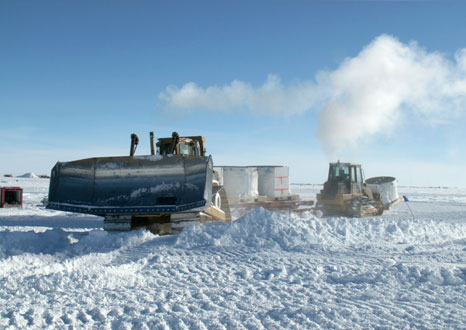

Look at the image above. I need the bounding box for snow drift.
[176,207,466,250]
[18,172,39,178]
[2,208,465,259]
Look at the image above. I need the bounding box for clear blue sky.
[1,1,466,187]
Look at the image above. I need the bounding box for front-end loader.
[47,132,231,234]
[316,162,384,217]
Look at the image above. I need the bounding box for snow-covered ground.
[1,177,465,329]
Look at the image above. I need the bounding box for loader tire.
[315,203,327,217]
[345,199,361,217]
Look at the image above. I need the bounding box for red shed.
[1,187,23,208]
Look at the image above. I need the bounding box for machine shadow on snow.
[0,226,165,257]
[0,215,102,229]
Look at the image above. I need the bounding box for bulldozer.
[316,162,384,217]
[47,132,231,234]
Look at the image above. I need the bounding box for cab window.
[179,144,190,155]
[351,166,356,182]
[331,165,349,181]
[356,167,362,183]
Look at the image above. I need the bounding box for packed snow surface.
[0,178,465,329]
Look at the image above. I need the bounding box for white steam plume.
[159,35,466,154]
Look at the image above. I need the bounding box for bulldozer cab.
[324,162,364,197]
[157,132,206,156]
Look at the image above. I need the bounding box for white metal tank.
[221,166,259,200]
[212,167,224,186]
[365,176,399,206]
[256,166,290,198]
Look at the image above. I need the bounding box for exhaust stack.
[150,132,155,155]
[130,133,139,156]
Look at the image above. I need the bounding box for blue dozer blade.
[47,154,213,215]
